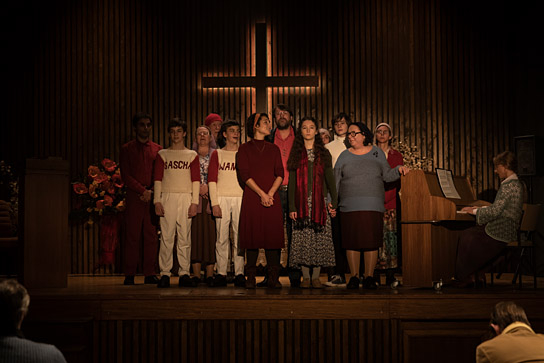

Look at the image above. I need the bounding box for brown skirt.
[191,198,216,265]
[455,225,506,280]
[340,210,384,251]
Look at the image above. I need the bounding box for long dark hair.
[287,116,331,171]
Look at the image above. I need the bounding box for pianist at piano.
[400,161,491,286]
[454,151,524,286]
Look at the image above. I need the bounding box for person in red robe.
[119,112,162,285]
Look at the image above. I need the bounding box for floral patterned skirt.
[289,197,336,268]
[376,209,398,269]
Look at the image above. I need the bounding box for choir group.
[120,106,409,290]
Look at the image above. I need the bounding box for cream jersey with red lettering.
[208,149,243,206]
[153,149,200,204]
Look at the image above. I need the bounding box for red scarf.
[295,149,327,230]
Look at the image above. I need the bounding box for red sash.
[295,149,327,230]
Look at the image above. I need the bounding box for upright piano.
[400,170,490,287]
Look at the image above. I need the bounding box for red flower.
[104,195,113,206]
[73,182,88,195]
[72,157,126,222]
[88,165,100,178]
[112,174,124,188]
[94,172,108,183]
[101,180,114,194]
[101,158,117,172]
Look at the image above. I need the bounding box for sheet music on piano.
[436,168,461,199]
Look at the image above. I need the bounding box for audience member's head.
[0,279,30,336]
[490,301,530,334]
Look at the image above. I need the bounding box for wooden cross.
[201,22,319,113]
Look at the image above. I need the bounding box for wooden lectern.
[22,158,69,288]
[400,170,489,287]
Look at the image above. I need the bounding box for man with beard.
[258,104,301,287]
[120,112,162,285]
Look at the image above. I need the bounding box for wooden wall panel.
[89,319,399,363]
[2,0,517,273]
[23,315,544,363]
[28,317,539,363]
[23,313,544,363]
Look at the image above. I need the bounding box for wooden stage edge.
[23,275,544,322]
[8,275,544,363]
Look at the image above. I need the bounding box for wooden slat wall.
[2,0,515,274]
[25,291,544,363]
[92,319,398,363]
[28,315,544,363]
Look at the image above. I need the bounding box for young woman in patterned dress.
[287,117,338,288]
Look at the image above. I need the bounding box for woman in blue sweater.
[334,122,409,289]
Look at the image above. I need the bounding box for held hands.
[154,202,165,217]
[327,203,337,218]
[398,166,410,176]
[188,203,198,218]
[212,205,222,218]
[200,184,208,199]
[140,189,152,202]
[260,192,274,207]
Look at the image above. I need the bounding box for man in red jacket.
[119,112,162,285]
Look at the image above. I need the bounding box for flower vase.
[99,214,120,265]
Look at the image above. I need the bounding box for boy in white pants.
[208,120,245,287]
[154,119,200,288]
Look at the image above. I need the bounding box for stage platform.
[18,275,544,363]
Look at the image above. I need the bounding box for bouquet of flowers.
[71,158,126,224]
[393,138,433,171]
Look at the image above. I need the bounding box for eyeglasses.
[347,131,363,138]
[375,130,390,135]
[197,132,210,136]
